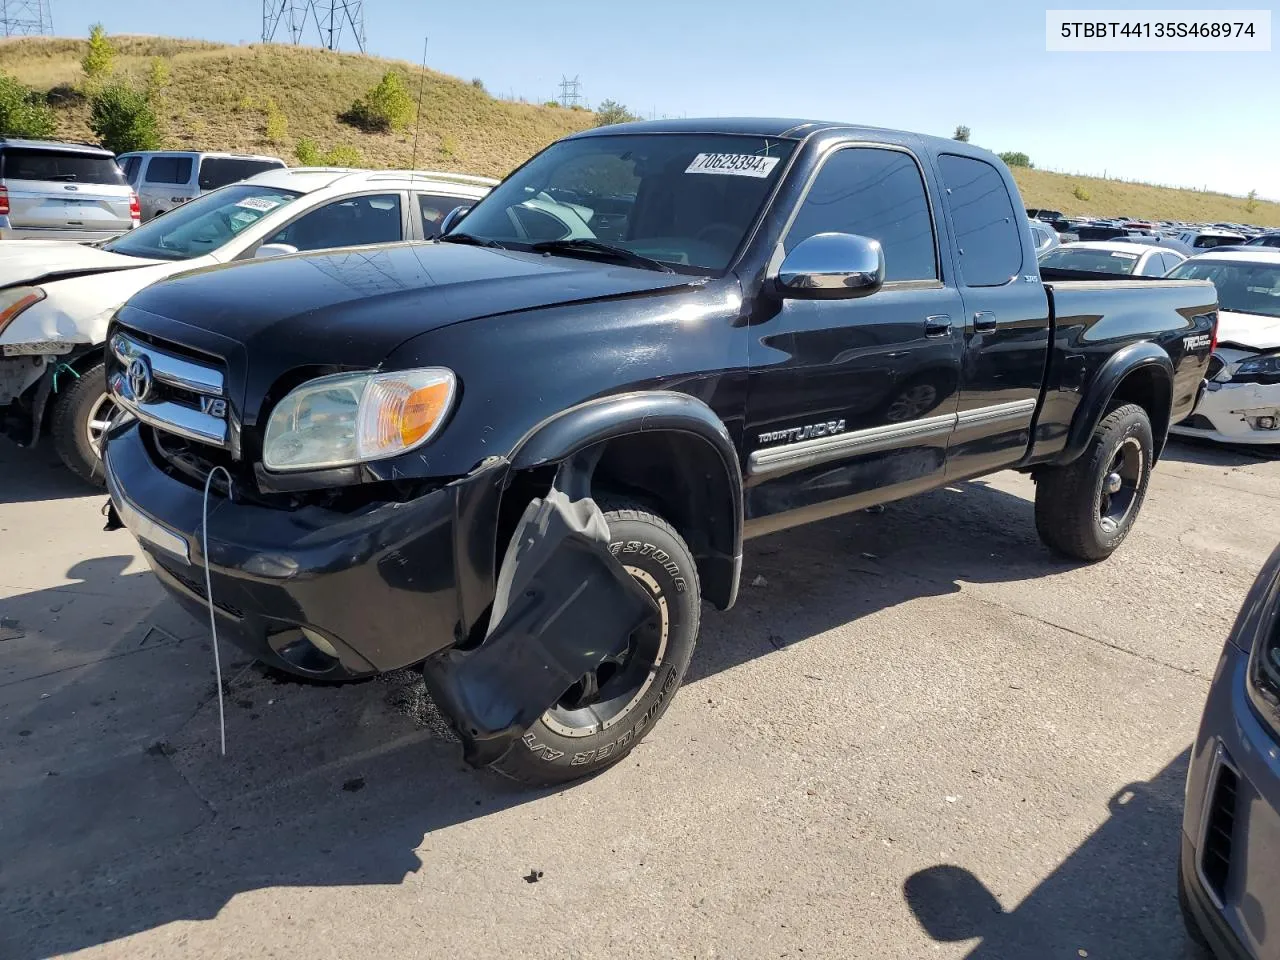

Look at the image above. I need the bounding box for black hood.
[122,241,697,367]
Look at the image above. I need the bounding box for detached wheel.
[490,502,700,786]
[1035,403,1153,561]
[50,361,116,487]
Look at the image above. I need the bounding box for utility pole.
[558,75,582,109]
[262,0,366,53]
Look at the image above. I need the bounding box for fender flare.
[508,391,745,610]
[1060,341,1174,464]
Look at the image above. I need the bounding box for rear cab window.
[936,154,1024,286]
[198,157,285,191]
[0,147,127,185]
[144,156,194,185]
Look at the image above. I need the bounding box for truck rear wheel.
[489,501,700,786]
[50,361,112,487]
[1034,403,1153,561]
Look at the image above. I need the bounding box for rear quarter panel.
[1027,279,1217,463]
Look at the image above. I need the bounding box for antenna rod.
[409,37,429,173]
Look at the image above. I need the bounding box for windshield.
[103,183,301,260]
[450,133,796,273]
[1167,260,1280,318]
[1038,246,1139,275]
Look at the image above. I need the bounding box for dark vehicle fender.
[1060,341,1174,464]
[508,390,744,611]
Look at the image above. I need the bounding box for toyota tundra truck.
[100,119,1218,786]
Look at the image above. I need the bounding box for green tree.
[1072,184,1090,202]
[952,124,971,142]
[264,97,288,143]
[0,73,56,138]
[998,151,1032,168]
[294,138,323,165]
[145,57,171,101]
[1245,189,1259,214]
[471,77,486,91]
[324,143,363,167]
[594,99,639,127]
[341,70,414,132]
[81,23,116,82]
[88,81,160,154]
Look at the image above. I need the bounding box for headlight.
[0,286,46,336]
[1235,353,1280,378]
[262,367,456,472]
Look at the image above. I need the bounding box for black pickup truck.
[101,119,1218,785]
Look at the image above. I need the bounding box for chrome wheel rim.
[1098,437,1143,534]
[85,391,119,459]
[541,565,669,738]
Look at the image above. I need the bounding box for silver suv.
[0,138,138,241]
[116,151,286,221]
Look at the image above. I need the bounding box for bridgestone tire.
[51,362,109,487]
[489,501,701,786]
[1035,403,1153,561]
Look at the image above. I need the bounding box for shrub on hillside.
[264,98,288,143]
[89,81,160,154]
[594,99,639,127]
[324,144,363,167]
[81,23,116,82]
[341,71,414,133]
[471,78,485,91]
[998,151,1033,168]
[294,138,323,165]
[146,57,171,101]
[0,74,56,138]
[1072,185,1090,202]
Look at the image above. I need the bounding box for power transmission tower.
[558,75,582,109]
[1,0,53,36]
[262,0,366,53]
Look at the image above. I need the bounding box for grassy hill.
[2,35,1278,227]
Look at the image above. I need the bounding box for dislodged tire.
[489,501,700,785]
[1035,403,1153,561]
[50,362,115,487]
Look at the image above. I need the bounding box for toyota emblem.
[126,356,153,402]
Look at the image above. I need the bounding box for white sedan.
[1037,240,1187,277]
[0,167,494,482]
[1169,250,1280,446]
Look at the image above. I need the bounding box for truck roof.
[567,118,994,159]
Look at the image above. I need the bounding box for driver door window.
[272,194,404,252]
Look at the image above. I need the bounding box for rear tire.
[488,500,700,786]
[50,361,112,487]
[1035,403,1153,561]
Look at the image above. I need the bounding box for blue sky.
[40,0,1280,199]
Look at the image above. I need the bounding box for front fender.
[1061,340,1173,464]
[509,390,745,610]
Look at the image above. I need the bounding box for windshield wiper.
[531,238,674,273]
[440,232,506,250]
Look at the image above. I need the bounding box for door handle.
[924,314,952,338]
[973,311,997,333]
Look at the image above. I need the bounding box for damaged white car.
[1170,250,1280,446]
[0,167,493,482]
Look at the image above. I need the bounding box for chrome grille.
[108,333,228,448]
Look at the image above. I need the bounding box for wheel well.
[495,431,741,611]
[1107,365,1172,457]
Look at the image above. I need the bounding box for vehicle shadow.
[1,477,1086,958]
[0,442,100,505]
[1162,435,1280,467]
[903,750,1201,959]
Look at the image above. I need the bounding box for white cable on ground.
[202,465,233,757]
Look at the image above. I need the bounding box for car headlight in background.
[262,367,457,472]
[0,286,46,336]
[1234,353,1280,380]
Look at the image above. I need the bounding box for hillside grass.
[2,35,1277,226]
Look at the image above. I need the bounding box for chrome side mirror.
[439,204,473,236]
[254,242,299,260]
[775,232,885,300]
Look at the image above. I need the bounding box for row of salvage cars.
[1035,238,1280,447]
[0,159,496,482]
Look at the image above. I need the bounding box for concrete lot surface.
[2,438,1278,959]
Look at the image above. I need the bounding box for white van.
[115,151,286,221]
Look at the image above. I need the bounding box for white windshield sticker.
[1110,252,1139,260]
[235,196,283,212]
[685,153,780,178]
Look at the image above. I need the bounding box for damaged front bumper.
[103,422,506,681]
[1171,379,1280,445]
[104,424,664,767]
